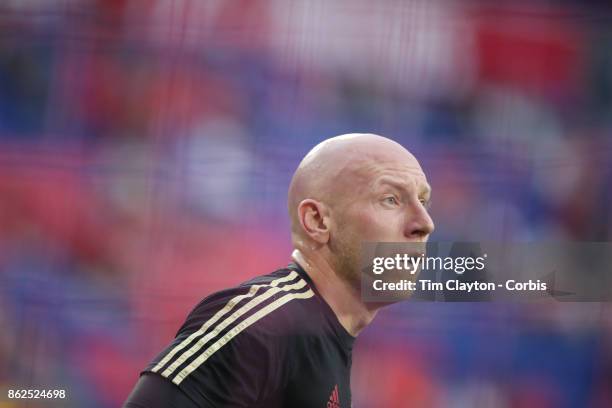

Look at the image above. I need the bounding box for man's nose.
[404,203,435,240]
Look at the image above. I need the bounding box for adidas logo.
[326,384,340,408]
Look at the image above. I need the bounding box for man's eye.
[384,196,398,205]
[420,198,431,208]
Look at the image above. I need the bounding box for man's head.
[288,133,434,288]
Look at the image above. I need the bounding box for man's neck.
[291,249,379,337]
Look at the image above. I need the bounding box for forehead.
[353,155,430,190]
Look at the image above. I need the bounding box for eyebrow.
[376,177,432,197]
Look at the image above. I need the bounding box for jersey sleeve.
[123,372,199,408]
[137,285,302,407]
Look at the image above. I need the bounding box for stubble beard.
[328,229,362,291]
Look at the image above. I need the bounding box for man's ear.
[297,199,330,244]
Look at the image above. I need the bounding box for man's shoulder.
[179,265,318,339]
[143,265,321,402]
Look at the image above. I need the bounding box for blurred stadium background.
[1,0,611,407]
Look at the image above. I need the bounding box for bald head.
[288,133,434,321]
[288,133,426,244]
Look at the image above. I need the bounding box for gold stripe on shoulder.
[160,277,308,378]
[151,270,299,374]
[173,289,315,384]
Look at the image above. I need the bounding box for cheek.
[347,205,402,241]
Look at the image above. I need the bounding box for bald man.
[124,134,434,408]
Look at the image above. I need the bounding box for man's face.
[327,155,435,286]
